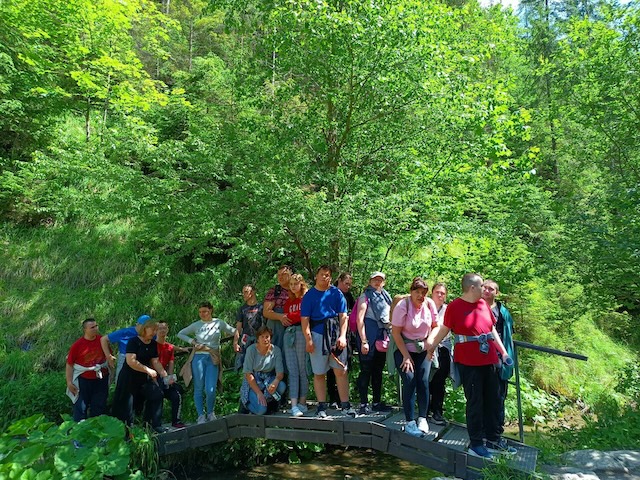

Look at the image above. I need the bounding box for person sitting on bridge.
[301,264,356,418]
[391,277,438,437]
[240,325,286,415]
[482,279,515,450]
[427,273,514,458]
[112,315,172,434]
[156,321,186,429]
[178,301,235,424]
[66,318,109,422]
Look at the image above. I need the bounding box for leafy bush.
[0,414,146,479]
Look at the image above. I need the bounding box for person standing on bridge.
[391,277,438,437]
[427,273,514,458]
[482,279,515,446]
[262,265,292,353]
[178,302,235,424]
[428,282,450,426]
[301,265,356,418]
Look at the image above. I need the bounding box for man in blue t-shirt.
[101,314,152,381]
[301,265,356,418]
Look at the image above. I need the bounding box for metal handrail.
[512,340,588,442]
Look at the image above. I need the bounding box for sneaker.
[172,421,187,429]
[342,406,357,418]
[372,402,393,412]
[207,413,217,421]
[298,404,308,413]
[316,409,328,419]
[486,438,517,455]
[431,412,446,425]
[417,417,429,434]
[404,420,424,438]
[153,426,169,434]
[358,404,372,415]
[329,402,340,410]
[197,414,206,424]
[468,445,494,459]
[291,405,304,417]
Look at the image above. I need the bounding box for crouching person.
[240,326,286,415]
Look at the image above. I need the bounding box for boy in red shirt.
[156,321,186,428]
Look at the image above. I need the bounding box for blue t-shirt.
[107,326,138,354]
[301,286,347,334]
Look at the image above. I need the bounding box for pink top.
[392,297,438,352]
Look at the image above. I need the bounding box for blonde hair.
[289,273,309,298]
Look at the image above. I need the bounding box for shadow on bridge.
[156,408,538,479]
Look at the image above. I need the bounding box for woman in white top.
[178,301,235,424]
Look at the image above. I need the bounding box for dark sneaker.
[468,445,493,459]
[372,402,393,412]
[358,404,372,415]
[329,402,340,410]
[486,438,517,455]
[316,409,328,419]
[172,421,187,429]
[342,406,357,418]
[153,426,169,434]
[431,412,447,425]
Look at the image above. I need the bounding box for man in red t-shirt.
[156,321,186,428]
[427,274,513,459]
[66,318,109,421]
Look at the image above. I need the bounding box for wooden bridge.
[156,408,538,479]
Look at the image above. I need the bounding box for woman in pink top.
[391,277,438,438]
[283,274,310,417]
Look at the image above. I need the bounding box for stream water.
[189,449,440,479]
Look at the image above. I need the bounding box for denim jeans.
[247,381,287,415]
[394,349,431,421]
[73,375,109,422]
[192,354,219,416]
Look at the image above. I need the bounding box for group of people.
[65,265,515,458]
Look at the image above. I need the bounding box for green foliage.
[0,414,145,479]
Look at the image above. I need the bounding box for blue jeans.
[394,349,431,421]
[192,354,218,416]
[247,381,287,415]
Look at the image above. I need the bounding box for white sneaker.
[417,417,429,434]
[207,413,217,421]
[197,414,206,424]
[291,405,304,417]
[404,420,424,438]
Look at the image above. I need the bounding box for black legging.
[356,348,387,405]
[113,375,164,428]
[428,346,451,415]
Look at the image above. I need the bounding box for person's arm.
[177,322,201,349]
[126,353,158,379]
[65,363,78,395]
[245,372,267,406]
[301,315,314,353]
[166,359,174,376]
[392,324,414,373]
[100,335,116,369]
[356,298,369,355]
[151,357,169,383]
[234,321,243,353]
[491,326,509,358]
[427,325,450,352]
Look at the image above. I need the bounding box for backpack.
[348,294,369,332]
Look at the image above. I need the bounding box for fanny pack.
[455,332,494,354]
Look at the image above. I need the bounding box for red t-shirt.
[283,296,302,326]
[444,298,498,366]
[66,335,107,380]
[156,341,175,370]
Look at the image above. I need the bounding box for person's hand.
[360,341,370,355]
[146,368,158,379]
[166,375,175,385]
[281,314,292,327]
[67,383,79,395]
[267,382,277,395]
[107,355,116,369]
[401,355,414,373]
[306,338,314,354]
[233,342,240,353]
[194,343,207,352]
[258,392,267,406]
[336,335,347,350]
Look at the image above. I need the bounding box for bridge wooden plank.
[264,428,340,444]
[189,430,231,449]
[343,433,372,449]
[186,418,227,437]
[370,422,390,453]
[156,428,190,456]
[387,443,449,473]
[454,451,469,479]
